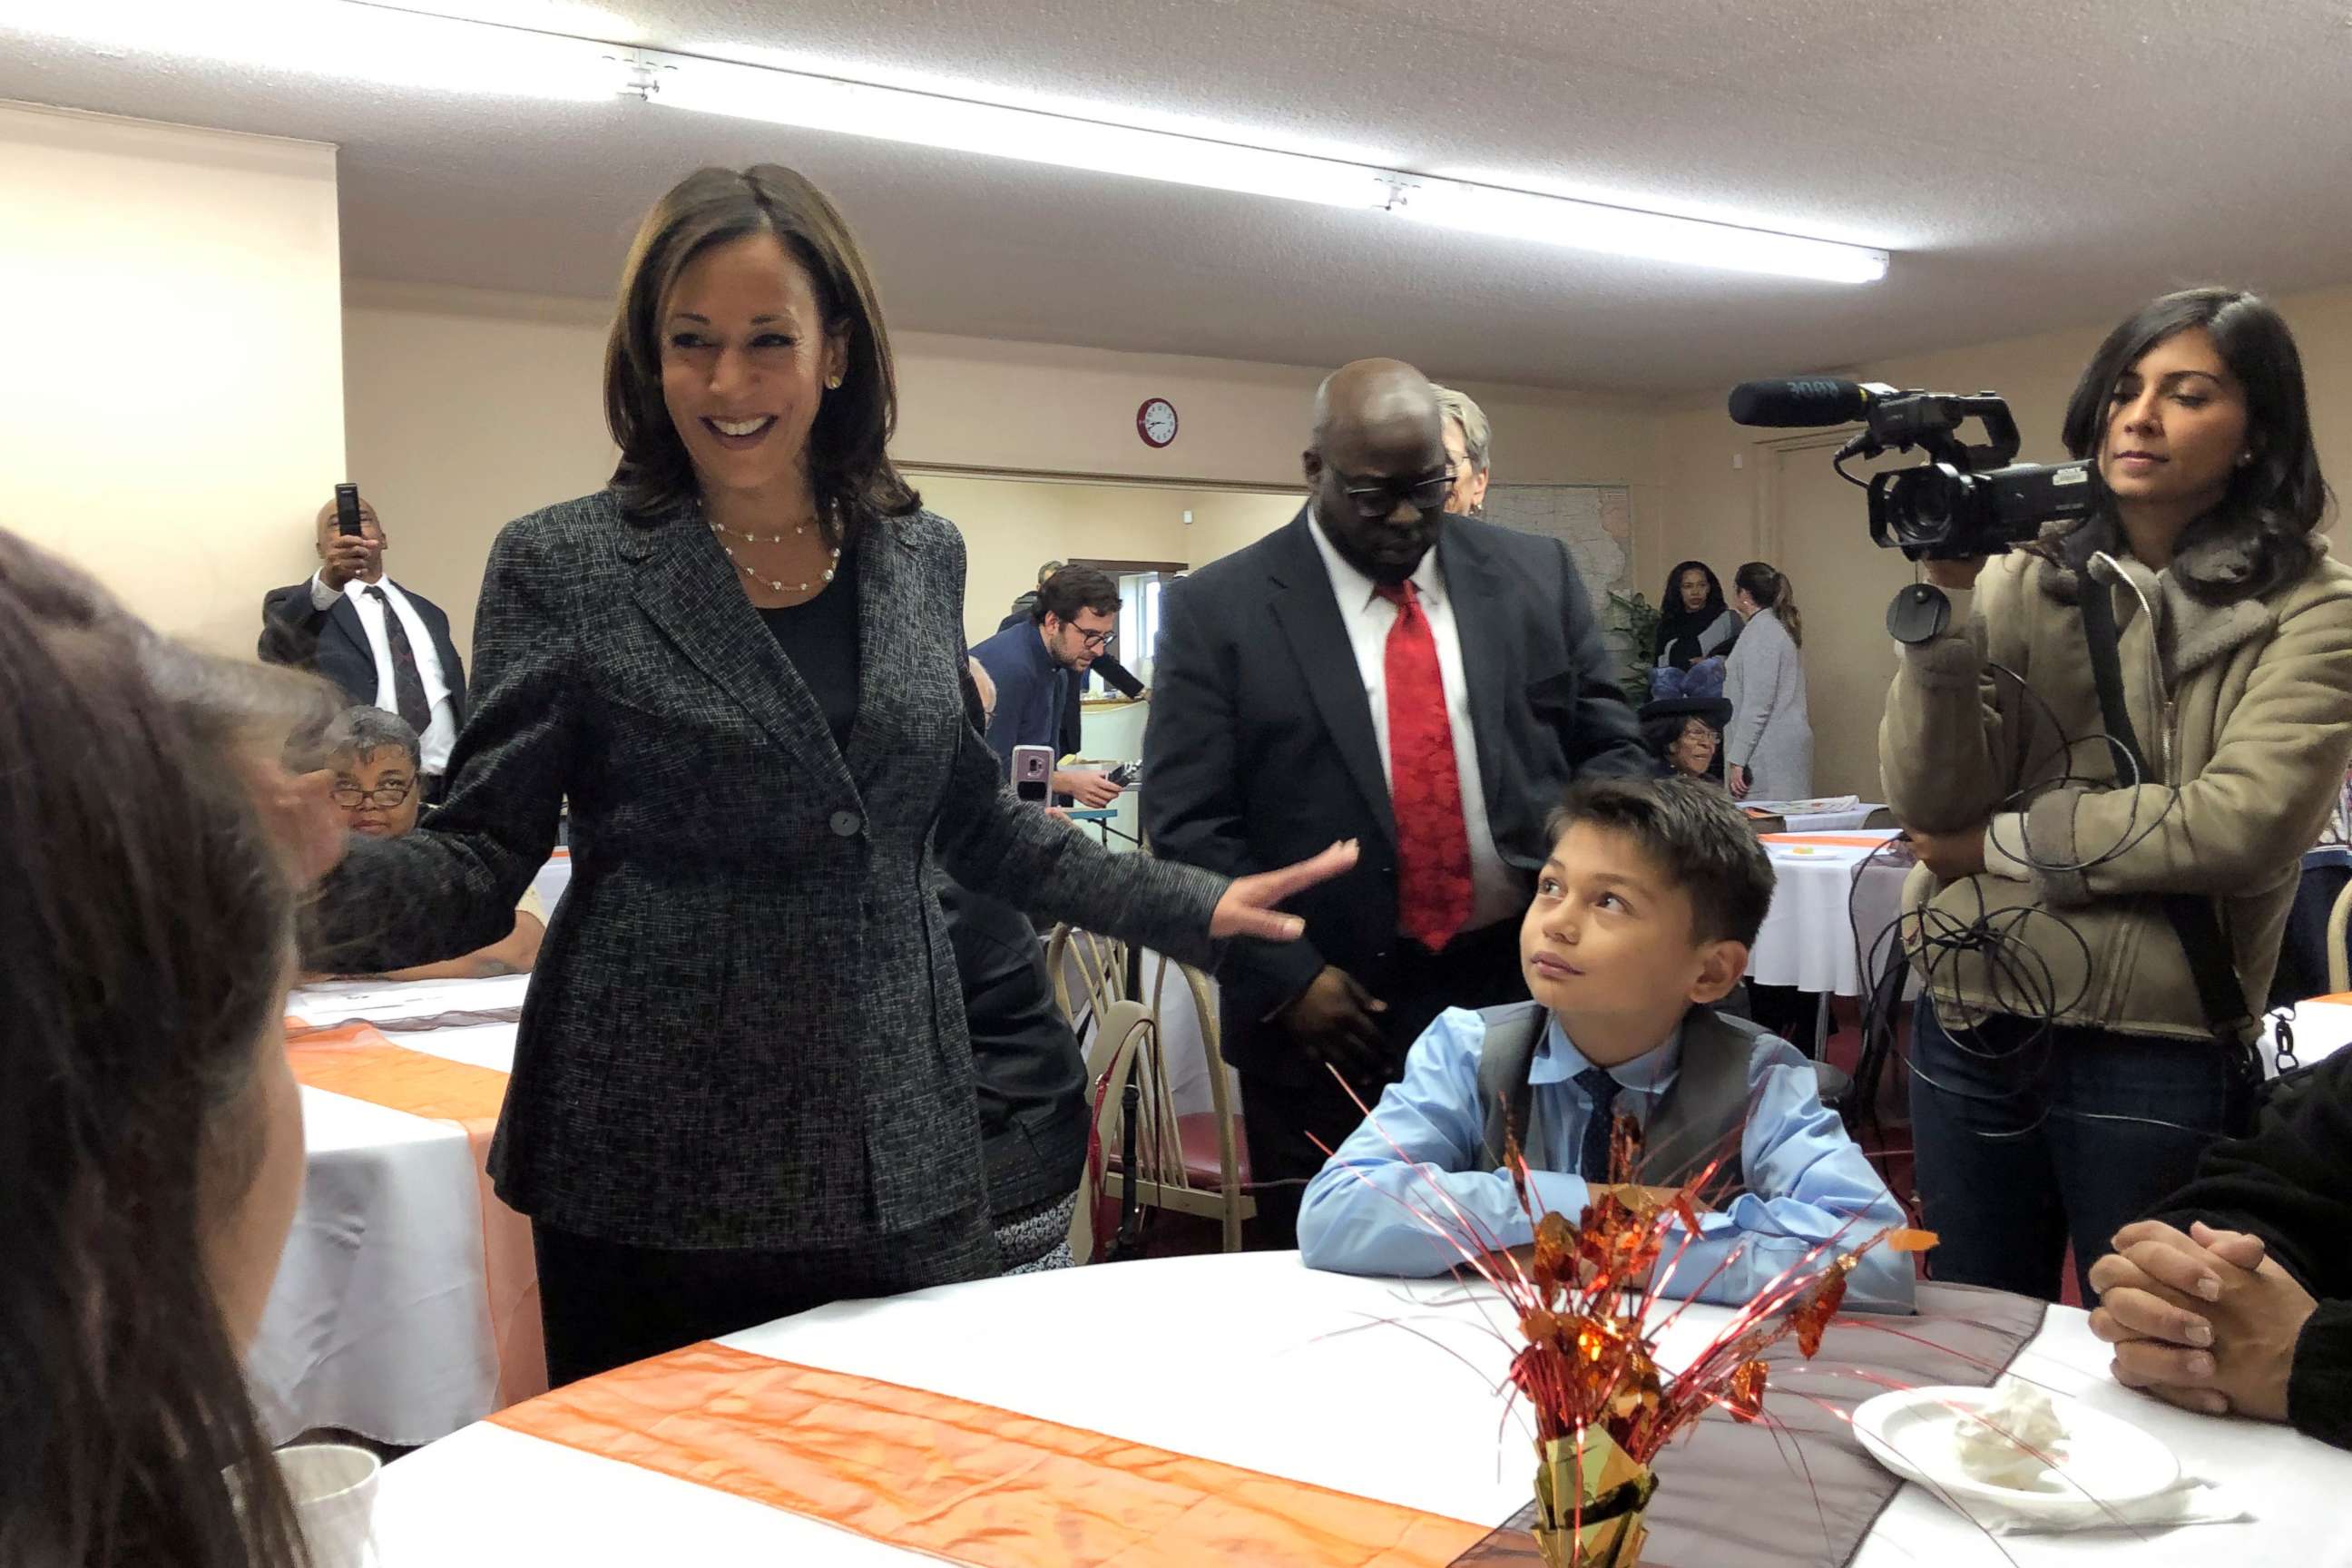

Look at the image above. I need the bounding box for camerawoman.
[1867,288,2352,1304]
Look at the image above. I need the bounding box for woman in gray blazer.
[306,165,1346,1386]
[1723,562,1814,801]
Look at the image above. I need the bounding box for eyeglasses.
[1070,626,1114,650]
[1335,466,1455,520]
[331,779,415,809]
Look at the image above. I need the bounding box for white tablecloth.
[369,1250,2352,1566]
[251,977,527,1446]
[1748,830,1913,997]
[2266,997,2352,1074]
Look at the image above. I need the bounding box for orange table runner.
[289,1024,546,1407]
[494,1341,1489,1568]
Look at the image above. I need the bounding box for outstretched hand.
[1210,839,1358,942]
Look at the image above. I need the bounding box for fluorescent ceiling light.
[1,0,1890,281]
[0,0,632,101]
[630,49,1886,284]
[634,52,1390,212]
[1394,180,1888,285]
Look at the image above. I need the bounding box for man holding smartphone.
[260,487,468,804]
[969,564,1125,809]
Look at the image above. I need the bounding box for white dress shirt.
[309,571,459,775]
[1306,511,1519,933]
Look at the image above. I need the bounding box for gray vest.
[1474,1002,1764,1203]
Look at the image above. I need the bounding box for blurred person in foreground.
[2,527,339,1568]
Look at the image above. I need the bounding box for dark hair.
[1033,565,1121,625]
[1545,775,1774,946]
[0,532,311,1568]
[604,165,920,541]
[2045,287,2328,604]
[1733,561,1801,647]
[1661,560,1725,614]
[312,704,421,774]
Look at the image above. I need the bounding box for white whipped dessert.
[1952,1382,2068,1492]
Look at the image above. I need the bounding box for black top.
[2153,1053,2352,1451]
[759,546,862,749]
[939,878,1089,1214]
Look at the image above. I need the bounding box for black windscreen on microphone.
[1726,377,1872,427]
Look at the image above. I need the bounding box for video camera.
[1725,379,2102,561]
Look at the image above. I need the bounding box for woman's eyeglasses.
[331,779,416,809]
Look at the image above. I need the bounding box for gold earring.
[826,374,843,389]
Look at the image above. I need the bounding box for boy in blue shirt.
[1298,775,1914,1311]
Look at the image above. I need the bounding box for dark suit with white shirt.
[260,573,468,786]
[1142,505,1648,1241]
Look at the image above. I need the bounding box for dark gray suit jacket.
[1142,507,1648,1080]
[307,488,1224,1250]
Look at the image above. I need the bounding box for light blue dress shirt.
[1296,1007,1916,1313]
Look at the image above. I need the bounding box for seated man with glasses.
[308,706,544,980]
[968,564,1127,810]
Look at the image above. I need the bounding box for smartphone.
[334,483,365,538]
[1012,744,1054,805]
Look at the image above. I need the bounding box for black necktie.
[368,585,433,734]
[1575,1065,1622,1181]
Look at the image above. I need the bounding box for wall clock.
[1136,397,1179,448]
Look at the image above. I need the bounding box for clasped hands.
[2090,1219,2317,1423]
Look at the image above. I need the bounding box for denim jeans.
[1907,995,2250,1302]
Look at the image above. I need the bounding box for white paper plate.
[1853,1384,2180,1525]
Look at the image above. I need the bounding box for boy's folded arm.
[1299,1159,1591,1275]
[1650,1053,1916,1312]
[1298,1009,1594,1275]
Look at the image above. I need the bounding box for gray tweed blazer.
[307,488,1225,1250]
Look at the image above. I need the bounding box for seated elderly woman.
[307,706,544,979]
[1640,696,1731,783]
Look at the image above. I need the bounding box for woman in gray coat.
[1723,562,1814,800]
[304,165,1347,1385]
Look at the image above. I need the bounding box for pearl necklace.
[704,515,839,594]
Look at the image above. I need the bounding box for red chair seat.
[1104,1112,1252,1188]
[1178,1112,1250,1187]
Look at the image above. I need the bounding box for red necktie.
[1375,581,1473,951]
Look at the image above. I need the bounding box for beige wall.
[340,280,1671,654]
[1647,279,2352,799]
[0,103,344,653]
[915,474,1298,648]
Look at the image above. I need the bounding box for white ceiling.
[5,0,2352,395]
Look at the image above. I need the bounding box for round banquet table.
[251,974,533,1446]
[366,1250,2352,1567]
[1747,829,1913,998]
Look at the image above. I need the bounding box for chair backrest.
[1046,922,1127,1035]
[2328,877,2352,995]
[1169,956,1250,1250]
[1070,997,1156,1265]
